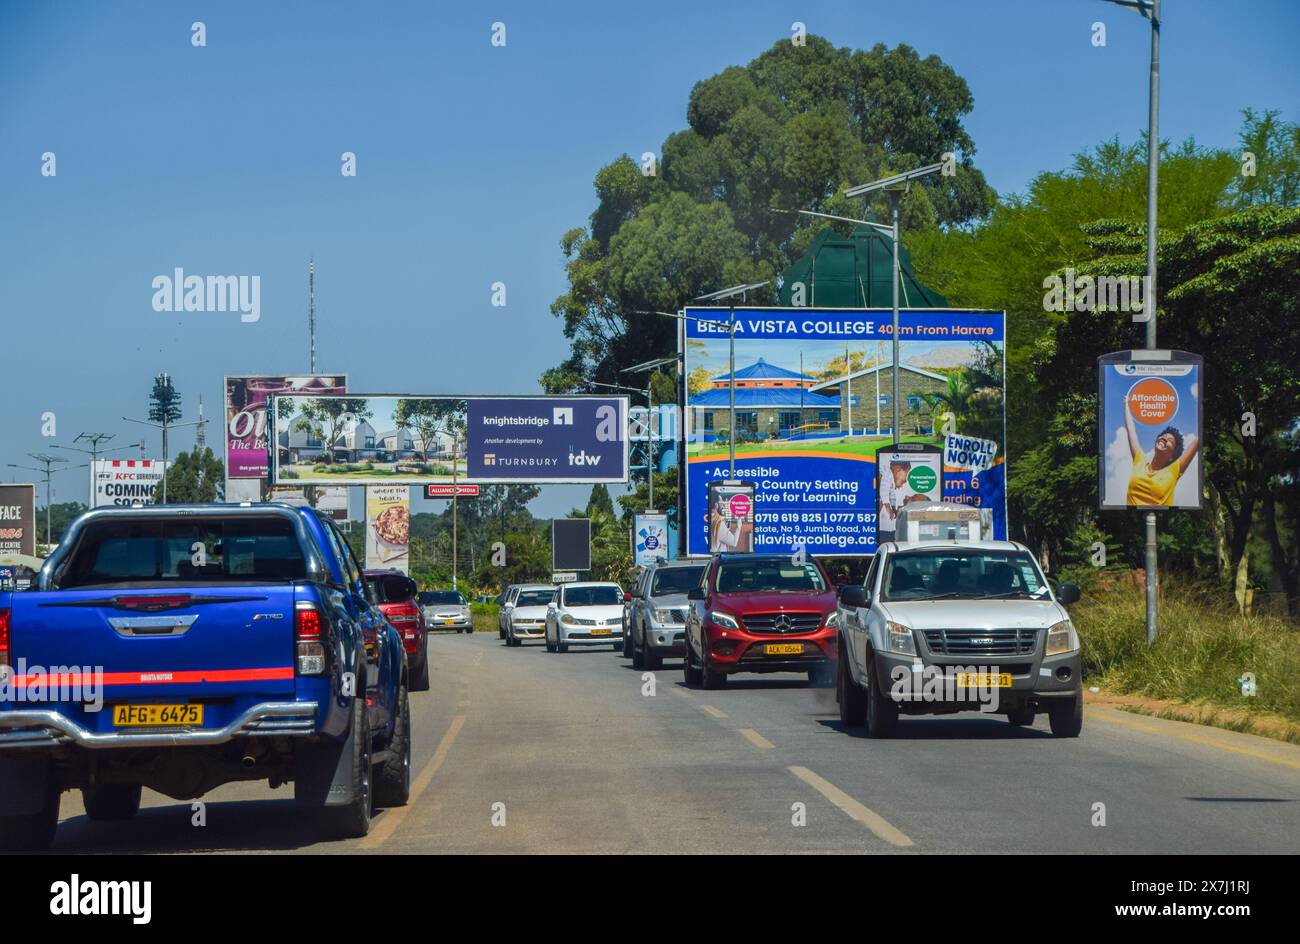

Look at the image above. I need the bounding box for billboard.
[365,485,411,571]
[682,307,1007,555]
[705,481,756,553]
[633,513,669,566]
[271,485,350,520]
[0,484,37,558]
[270,394,629,485]
[91,459,168,508]
[225,374,347,481]
[1098,350,1203,510]
[875,444,942,545]
[552,518,591,572]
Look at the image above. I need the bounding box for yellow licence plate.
[765,643,803,655]
[113,704,203,727]
[955,673,1013,688]
[443,619,455,625]
[591,628,612,636]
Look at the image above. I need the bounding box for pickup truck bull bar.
[0,701,319,749]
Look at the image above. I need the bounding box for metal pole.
[1144,0,1161,644]
[161,417,169,504]
[677,316,686,555]
[452,438,459,592]
[45,468,52,547]
[646,386,655,512]
[890,191,902,441]
[728,303,736,478]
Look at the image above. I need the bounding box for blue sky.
[1,0,1295,518]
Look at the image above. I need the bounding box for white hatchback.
[545,582,625,652]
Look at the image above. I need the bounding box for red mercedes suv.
[684,553,839,689]
[364,569,430,692]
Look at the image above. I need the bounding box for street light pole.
[53,434,143,509]
[8,454,70,548]
[1103,0,1161,642]
[122,416,200,504]
[845,163,945,442]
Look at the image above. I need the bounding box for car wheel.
[701,641,727,690]
[1048,694,1083,738]
[623,626,633,658]
[0,783,60,851]
[1007,706,1035,727]
[838,644,867,726]
[683,637,703,686]
[82,783,142,821]
[807,664,834,688]
[323,694,373,838]
[374,683,411,808]
[643,644,662,670]
[498,623,506,640]
[631,627,645,668]
[864,655,898,739]
[545,625,556,653]
[410,651,431,692]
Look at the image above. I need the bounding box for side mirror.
[1056,582,1081,605]
[624,592,633,603]
[838,584,869,608]
[687,587,706,601]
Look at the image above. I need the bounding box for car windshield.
[715,559,826,594]
[563,585,621,606]
[59,515,307,587]
[652,566,705,595]
[420,591,466,606]
[880,550,1049,601]
[516,589,555,606]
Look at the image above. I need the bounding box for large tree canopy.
[543,36,997,395]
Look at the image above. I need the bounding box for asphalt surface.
[47,632,1300,854]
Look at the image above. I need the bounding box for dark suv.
[684,553,839,689]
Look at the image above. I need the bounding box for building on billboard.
[91,460,169,508]
[809,363,946,436]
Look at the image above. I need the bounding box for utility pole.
[124,372,198,505]
[8,453,70,548]
[451,434,459,592]
[308,257,317,373]
[53,435,144,508]
[691,282,770,479]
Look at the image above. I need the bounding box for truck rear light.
[0,608,10,674]
[295,602,325,674]
[113,594,193,612]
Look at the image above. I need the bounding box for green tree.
[153,448,225,504]
[294,398,373,464]
[394,398,466,464]
[544,35,996,393]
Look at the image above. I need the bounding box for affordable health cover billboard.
[681,307,1007,556]
[1097,350,1203,510]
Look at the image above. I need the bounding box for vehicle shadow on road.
[815,717,1055,740]
[47,799,385,854]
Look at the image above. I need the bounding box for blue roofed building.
[689,357,842,440]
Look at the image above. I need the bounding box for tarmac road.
[46,632,1300,854]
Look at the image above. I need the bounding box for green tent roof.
[777,225,947,308]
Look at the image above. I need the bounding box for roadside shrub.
[1074,577,1300,722]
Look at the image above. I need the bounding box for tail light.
[295,601,325,674]
[0,608,11,676]
[387,602,422,654]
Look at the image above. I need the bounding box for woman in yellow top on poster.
[1123,392,1199,506]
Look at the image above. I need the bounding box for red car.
[684,553,839,689]
[364,569,430,691]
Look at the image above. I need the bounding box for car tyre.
[1006,706,1035,727]
[0,784,60,851]
[374,683,411,808]
[701,643,727,690]
[410,652,430,692]
[323,694,373,838]
[82,783,142,821]
[631,627,645,668]
[545,625,557,653]
[864,655,898,738]
[838,648,867,727]
[643,644,662,670]
[623,626,633,658]
[683,638,703,686]
[1048,693,1083,738]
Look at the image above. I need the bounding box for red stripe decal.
[13,667,294,687]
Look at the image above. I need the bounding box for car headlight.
[653,608,678,623]
[709,611,739,630]
[560,613,577,626]
[885,620,916,655]
[824,611,839,629]
[1045,619,1079,656]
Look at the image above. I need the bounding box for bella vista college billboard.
[681,308,1007,556]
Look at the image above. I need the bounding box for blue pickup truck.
[0,503,411,850]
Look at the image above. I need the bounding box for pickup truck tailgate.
[8,586,298,700]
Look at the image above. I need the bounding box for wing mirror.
[624,592,633,603]
[838,584,869,608]
[687,587,706,601]
[1056,582,1081,605]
